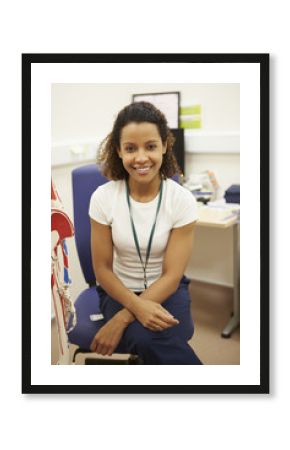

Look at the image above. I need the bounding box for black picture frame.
[22,53,269,394]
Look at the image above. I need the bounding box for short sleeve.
[172,188,198,228]
[88,187,111,225]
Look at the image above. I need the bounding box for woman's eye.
[125,146,135,152]
[147,144,156,150]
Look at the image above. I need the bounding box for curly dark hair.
[97,101,181,180]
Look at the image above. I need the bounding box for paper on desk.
[207,199,240,211]
[197,207,234,222]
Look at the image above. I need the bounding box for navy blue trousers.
[97,276,202,365]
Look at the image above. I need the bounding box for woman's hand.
[132,298,179,331]
[90,314,128,356]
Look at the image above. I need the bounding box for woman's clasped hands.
[90,298,179,356]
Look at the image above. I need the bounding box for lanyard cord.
[125,179,163,289]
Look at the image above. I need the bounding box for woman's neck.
[128,175,162,203]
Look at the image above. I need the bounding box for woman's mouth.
[133,166,152,175]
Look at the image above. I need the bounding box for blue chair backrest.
[72,164,108,285]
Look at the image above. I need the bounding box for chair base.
[72,347,143,365]
[85,355,143,365]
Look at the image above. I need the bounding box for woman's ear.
[162,143,167,155]
[117,147,122,159]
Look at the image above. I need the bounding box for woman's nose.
[135,149,148,162]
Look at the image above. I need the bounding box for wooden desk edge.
[195,217,238,229]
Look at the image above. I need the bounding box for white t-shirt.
[89,178,198,292]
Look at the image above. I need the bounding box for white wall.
[51,83,240,298]
[52,83,239,144]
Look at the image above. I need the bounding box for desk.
[195,208,240,338]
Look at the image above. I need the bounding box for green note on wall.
[180,105,201,115]
[179,104,202,129]
[180,118,202,129]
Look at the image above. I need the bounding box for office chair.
[68,164,142,364]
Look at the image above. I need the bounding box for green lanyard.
[125,179,163,290]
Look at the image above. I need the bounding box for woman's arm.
[90,218,139,317]
[139,221,196,304]
[90,219,176,330]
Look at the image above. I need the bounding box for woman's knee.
[124,321,156,352]
[162,288,194,340]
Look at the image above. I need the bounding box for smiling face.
[117,122,166,188]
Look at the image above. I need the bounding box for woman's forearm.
[114,308,135,326]
[96,267,140,315]
[140,273,179,304]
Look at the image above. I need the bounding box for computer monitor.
[170,128,185,175]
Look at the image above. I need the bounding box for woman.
[89,101,202,364]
